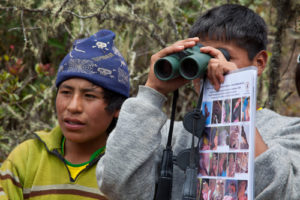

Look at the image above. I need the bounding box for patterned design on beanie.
[56,29,130,97]
[118,67,129,85]
[58,59,97,74]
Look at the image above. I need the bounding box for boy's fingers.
[151,38,199,65]
[200,46,227,60]
[208,62,221,91]
[146,37,199,95]
[216,68,225,84]
[177,37,199,45]
[151,45,184,64]
[206,64,214,86]
[223,64,238,74]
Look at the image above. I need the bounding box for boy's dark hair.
[102,88,127,114]
[189,4,268,60]
[102,88,127,134]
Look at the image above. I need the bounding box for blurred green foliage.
[0,0,299,161]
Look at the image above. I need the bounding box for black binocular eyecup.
[179,55,209,80]
[154,59,177,81]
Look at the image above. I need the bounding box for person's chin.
[62,126,86,140]
[63,132,87,143]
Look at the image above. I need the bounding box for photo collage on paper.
[197,96,250,200]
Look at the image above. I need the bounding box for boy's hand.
[145,37,199,96]
[200,46,238,91]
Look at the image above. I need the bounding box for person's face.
[192,39,267,92]
[200,39,254,69]
[56,78,119,144]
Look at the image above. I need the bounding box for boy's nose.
[67,95,83,113]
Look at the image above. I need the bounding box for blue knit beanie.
[55,29,130,97]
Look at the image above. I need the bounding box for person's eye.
[85,94,97,99]
[60,90,71,95]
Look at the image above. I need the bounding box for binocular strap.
[154,90,178,200]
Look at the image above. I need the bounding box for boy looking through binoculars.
[97,4,300,200]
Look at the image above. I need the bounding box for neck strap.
[61,136,106,167]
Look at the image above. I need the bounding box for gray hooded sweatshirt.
[96,86,300,200]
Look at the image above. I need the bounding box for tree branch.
[0,6,51,14]
[281,40,297,77]
[54,0,70,18]
[20,9,28,49]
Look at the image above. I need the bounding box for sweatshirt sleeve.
[0,142,29,200]
[96,85,168,200]
[0,160,23,200]
[255,109,300,200]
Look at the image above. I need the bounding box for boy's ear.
[253,50,268,76]
[113,110,120,118]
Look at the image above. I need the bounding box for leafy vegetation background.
[0,0,299,162]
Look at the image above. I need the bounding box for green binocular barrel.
[154,54,181,81]
[179,53,212,80]
[154,45,230,81]
[154,51,211,81]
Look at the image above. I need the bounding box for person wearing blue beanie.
[56,29,130,97]
[0,29,129,199]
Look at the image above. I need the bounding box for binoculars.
[154,43,230,81]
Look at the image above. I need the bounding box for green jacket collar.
[33,126,105,166]
[34,126,63,153]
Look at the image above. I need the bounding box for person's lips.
[63,117,85,130]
